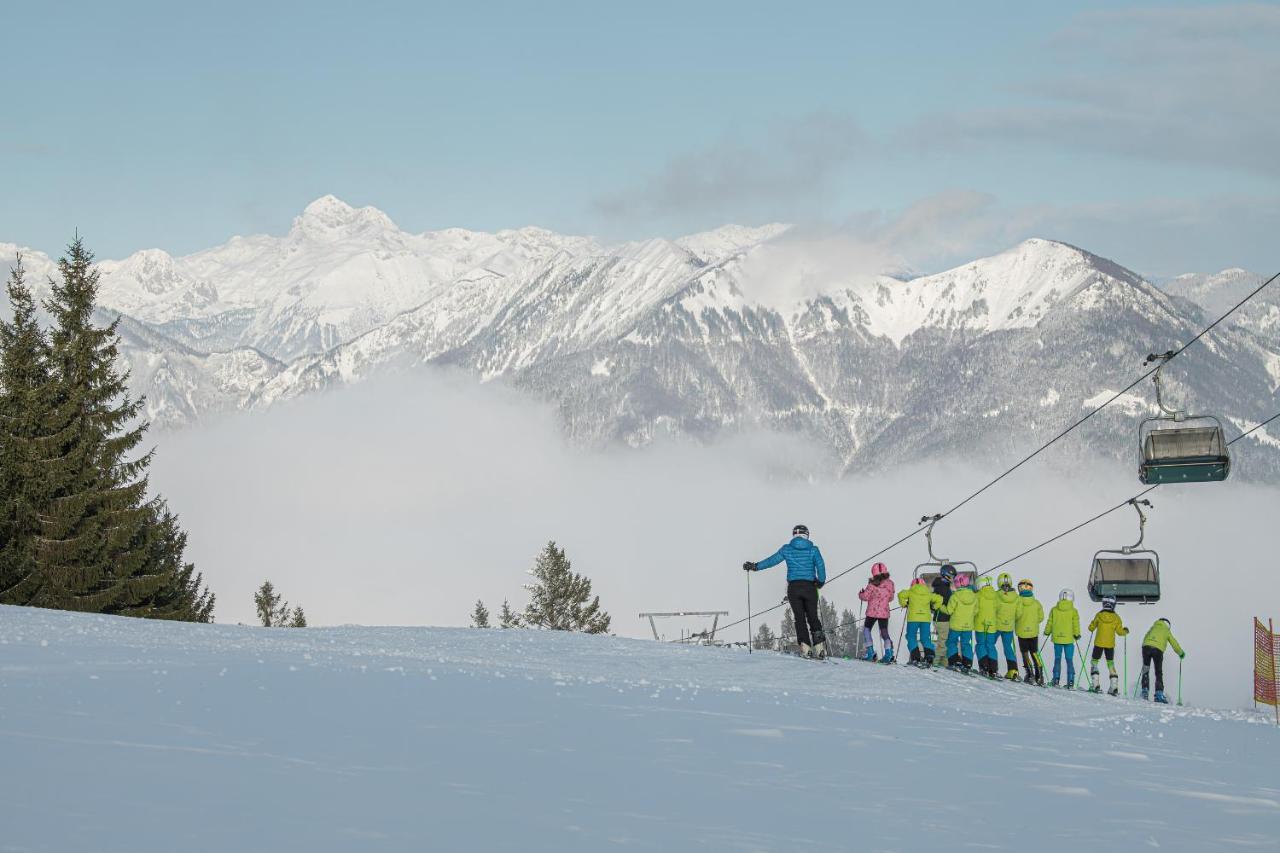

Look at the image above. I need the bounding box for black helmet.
[792,524,809,538]
[1159,617,1171,626]
[1102,596,1117,612]
[940,564,957,580]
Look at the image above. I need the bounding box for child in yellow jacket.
[1044,589,1081,688]
[1087,596,1129,696]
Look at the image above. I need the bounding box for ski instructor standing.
[743,525,828,658]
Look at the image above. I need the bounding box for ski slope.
[1,605,1277,852]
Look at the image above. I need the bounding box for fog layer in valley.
[149,369,1279,708]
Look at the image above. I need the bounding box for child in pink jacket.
[858,563,896,663]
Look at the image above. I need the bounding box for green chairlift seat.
[1088,555,1160,604]
[1137,352,1231,485]
[1140,422,1230,484]
[1087,498,1160,605]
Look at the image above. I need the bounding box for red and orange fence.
[1254,617,1279,725]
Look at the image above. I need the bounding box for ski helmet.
[1159,617,1171,626]
[871,562,889,580]
[911,577,926,587]
[978,576,992,590]
[955,574,971,588]
[1059,588,1074,602]
[940,564,957,580]
[792,524,809,538]
[998,572,1013,591]
[1018,578,1034,589]
[1102,596,1117,612]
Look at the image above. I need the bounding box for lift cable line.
[717,267,1279,641]
[813,405,1280,642]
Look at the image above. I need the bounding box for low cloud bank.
[150,369,1278,708]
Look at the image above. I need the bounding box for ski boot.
[962,657,975,675]
[1050,676,1060,688]
[923,649,936,669]
[862,647,878,663]
[1140,686,1149,701]
[1066,677,1075,690]
[1108,674,1120,697]
[908,648,922,667]
[799,642,813,659]
[1036,674,1046,687]
[812,641,827,660]
[881,647,895,665]
[984,660,999,680]
[1005,666,1020,682]
[1154,691,1169,705]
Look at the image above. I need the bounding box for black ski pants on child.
[1141,647,1165,692]
[1018,636,1043,680]
[787,580,825,647]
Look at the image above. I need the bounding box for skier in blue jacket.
[745,524,828,658]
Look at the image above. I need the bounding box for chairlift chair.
[1088,499,1160,604]
[905,515,979,660]
[1138,352,1230,484]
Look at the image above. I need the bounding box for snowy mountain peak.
[292,195,398,239]
[676,223,792,264]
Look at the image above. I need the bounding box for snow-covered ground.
[2,605,1277,852]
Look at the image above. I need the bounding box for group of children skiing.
[746,525,1186,704]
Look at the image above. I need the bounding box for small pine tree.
[753,622,776,651]
[818,596,839,652]
[499,599,521,628]
[780,608,797,653]
[471,600,491,628]
[254,580,304,627]
[522,541,610,634]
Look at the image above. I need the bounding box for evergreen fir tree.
[471,600,491,628]
[836,608,859,659]
[0,256,57,603]
[522,541,610,634]
[118,501,215,622]
[818,596,838,652]
[779,608,797,654]
[499,599,521,628]
[254,580,299,627]
[35,237,158,612]
[753,622,776,651]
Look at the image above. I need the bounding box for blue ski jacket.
[754,537,826,583]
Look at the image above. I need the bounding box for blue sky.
[3,1,1277,277]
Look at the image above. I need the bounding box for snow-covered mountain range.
[3,196,1277,477]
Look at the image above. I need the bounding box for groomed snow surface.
[2,606,1277,852]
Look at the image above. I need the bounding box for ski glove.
[1179,651,1186,659]
[743,561,757,571]
[815,581,824,590]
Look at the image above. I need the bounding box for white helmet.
[1059,589,1074,602]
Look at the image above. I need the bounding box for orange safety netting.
[1255,618,1279,706]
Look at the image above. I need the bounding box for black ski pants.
[1018,636,1043,679]
[787,580,824,647]
[1141,647,1165,692]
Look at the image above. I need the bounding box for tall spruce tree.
[33,238,158,610]
[753,622,776,651]
[470,600,491,628]
[779,608,796,653]
[498,599,521,628]
[0,239,214,619]
[254,580,304,627]
[522,541,610,634]
[0,257,56,602]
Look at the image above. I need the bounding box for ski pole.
[1177,656,1184,706]
[1075,640,1090,690]
[1123,635,1129,698]
[746,568,752,654]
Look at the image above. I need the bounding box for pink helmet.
[911,577,926,587]
[955,574,971,588]
[871,562,889,579]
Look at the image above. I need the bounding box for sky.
[3,1,1279,279]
